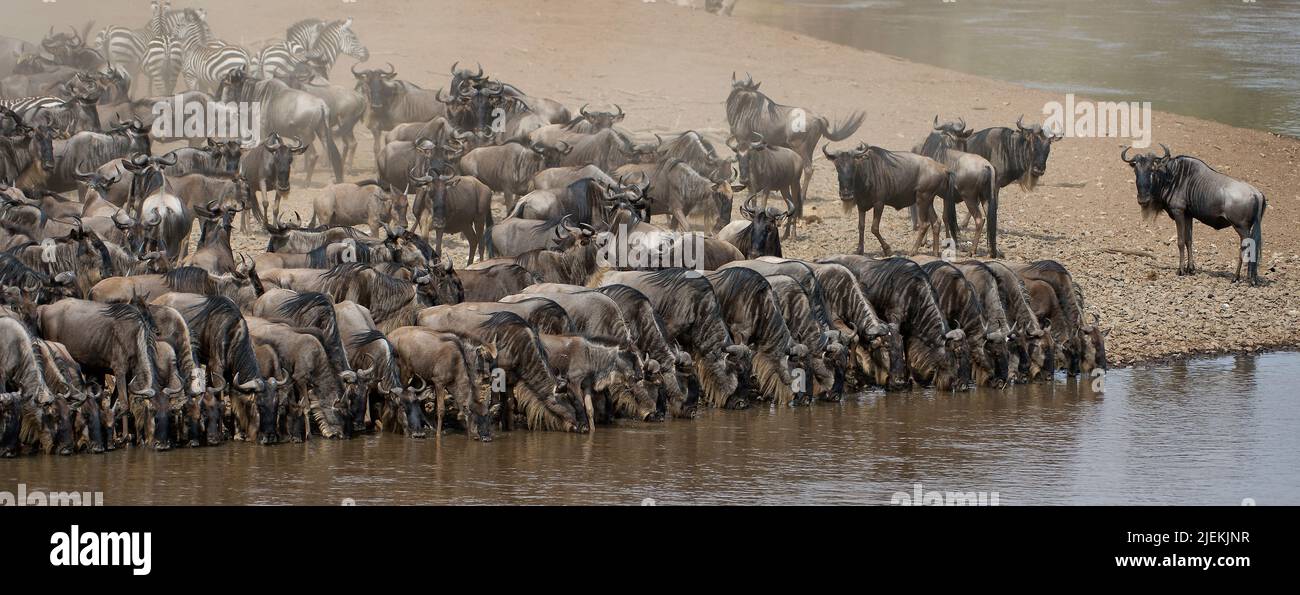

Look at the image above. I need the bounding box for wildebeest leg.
[465,230,479,266]
[273,191,286,225]
[965,198,983,256]
[302,144,319,187]
[799,162,814,207]
[671,207,691,232]
[870,205,889,255]
[500,385,513,431]
[910,202,934,255]
[434,229,444,260]
[1171,215,1186,275]
[434,385,444,437]
[503,191,515,213]
[1183,215,1196,275]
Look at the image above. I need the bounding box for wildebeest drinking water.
[1121,144,1266,285]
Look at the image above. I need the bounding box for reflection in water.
[735,0,1300,136]
[3,352,1297,505]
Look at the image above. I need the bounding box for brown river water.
[4,351,1298,505]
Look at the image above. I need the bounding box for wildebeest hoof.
[153,442,171,452]
[187,439,200,448]
[58,447,74,456]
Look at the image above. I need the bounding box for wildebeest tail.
[823,111,866,142]
[318,107,344,183]
[354,179,391,192]
[942,171,960,250]
[985,165,999,258]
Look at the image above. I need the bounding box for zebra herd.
[93,0,368,96]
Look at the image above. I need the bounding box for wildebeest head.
[22,114,58,172]
[934,115,973,148]
[729,71,760,92]
[907,328,964,392]
[263,133,307,192]
[1121,143,1172,210]
[72,384,111,454]
[107,117,152,156]
[205,137,244,177]
[823,143,866,201]
[410,168,460,231]
[1016,115,1062,178]
[1080,312,1109,375]
[421,259,465,305]
[576,104,625,131]
[352,62,399,110]
[41,26,82,62]
[448,61,486,96]
[531,140,572,168]
[738,193,789,257]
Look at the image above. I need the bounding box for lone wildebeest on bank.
[1121,144,1266,285]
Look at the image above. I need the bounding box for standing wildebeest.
[54,119,152,199]
[559,128,640,173]
[818,255,963,390]
[245,317,352,440]
[725,72,864,198]
[90,264,264,308]
[653,130,735,183]
[458,140,571,211]
[716,194,790,258]
[239,133,309,230]
[311,181,408,236]
[914,117,1000,256]
[614,159,731,232]
[0,110,57,188]
[121,152,192,264]
[918,259,1006,388]
[417,308,585,433]
[286,68,367,173]
[537,333,656,425]
[1121,144,1266,285]
[596,268,747,409]
[0,314,59,457]
[407,170,491,264]
[727,133,804,238]
[456,262,540,302]
[964,116,1060,191]
[824,142,959,256]
[36,299,171,449]
[317,262,459,332]
[352,63,442,161]
[217,67,343,185]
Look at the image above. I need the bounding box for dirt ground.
[8,0,1299,366]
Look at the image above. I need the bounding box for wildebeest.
[725,72,864,197]
[1121,144,1266,285]
[727,133,804,238]
[716,194,791,258]
[239,133,309,229]
[917,259,1004,388]
[614,159,731,232]
[0,110,57,188]
[36,299,170,449]
[90,264,264,307]
[316,262,460,332]
[914,117,1000,256]
[0,314,58,456]
[245,317,353,440]
[596,268,746,409]
[352,63,443,160]
[456,262,539,302]
[818,256,963,390]
[703,267,802,405]
[1009,260,1089,377]
[311,181,408,236]
[458,140,571,211]
[150,293,283,444]
[406,169,492,263]
[218,67,343,185]
[538,333,656,425]
[979,260,1049,382]
[824,142,959,256]
[416,308,584,432]
[387,326,491,440]
[964,116,1060,191]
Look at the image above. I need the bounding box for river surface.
[735,0,1300,137]
[3,351,1298,505]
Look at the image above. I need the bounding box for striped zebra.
[176,15,251,94]
[252,39,307,80]
[94,25,146,78]
[285,18,327,51]
[302,18,370,74]
[142,33,184,95]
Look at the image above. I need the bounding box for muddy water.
[736,0,1300,136]
[4,352,1298,505]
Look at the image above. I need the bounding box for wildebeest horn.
[1159,143,1171,159]
[579,103,590,118]
[409,375,426,393]
[614,104,623,117]
[944,328,966,342]
[339,370,357,383]
[74,165,96,181]
[822,143,834,160]
[957,117,966,131]
[383,62,395,76]
[1016,115,1029,132]
[933,115,942,130]
[351,62,363,78]
[474,62,483,78]
[1120,146,1135,163]
[783,194,795,216]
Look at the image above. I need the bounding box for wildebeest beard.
[593,284,688,417]
[478,313,580,432]
[99,302,169,447]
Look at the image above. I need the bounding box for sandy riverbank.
[7,0,1298,366]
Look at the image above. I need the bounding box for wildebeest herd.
[0,6,1266,455]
